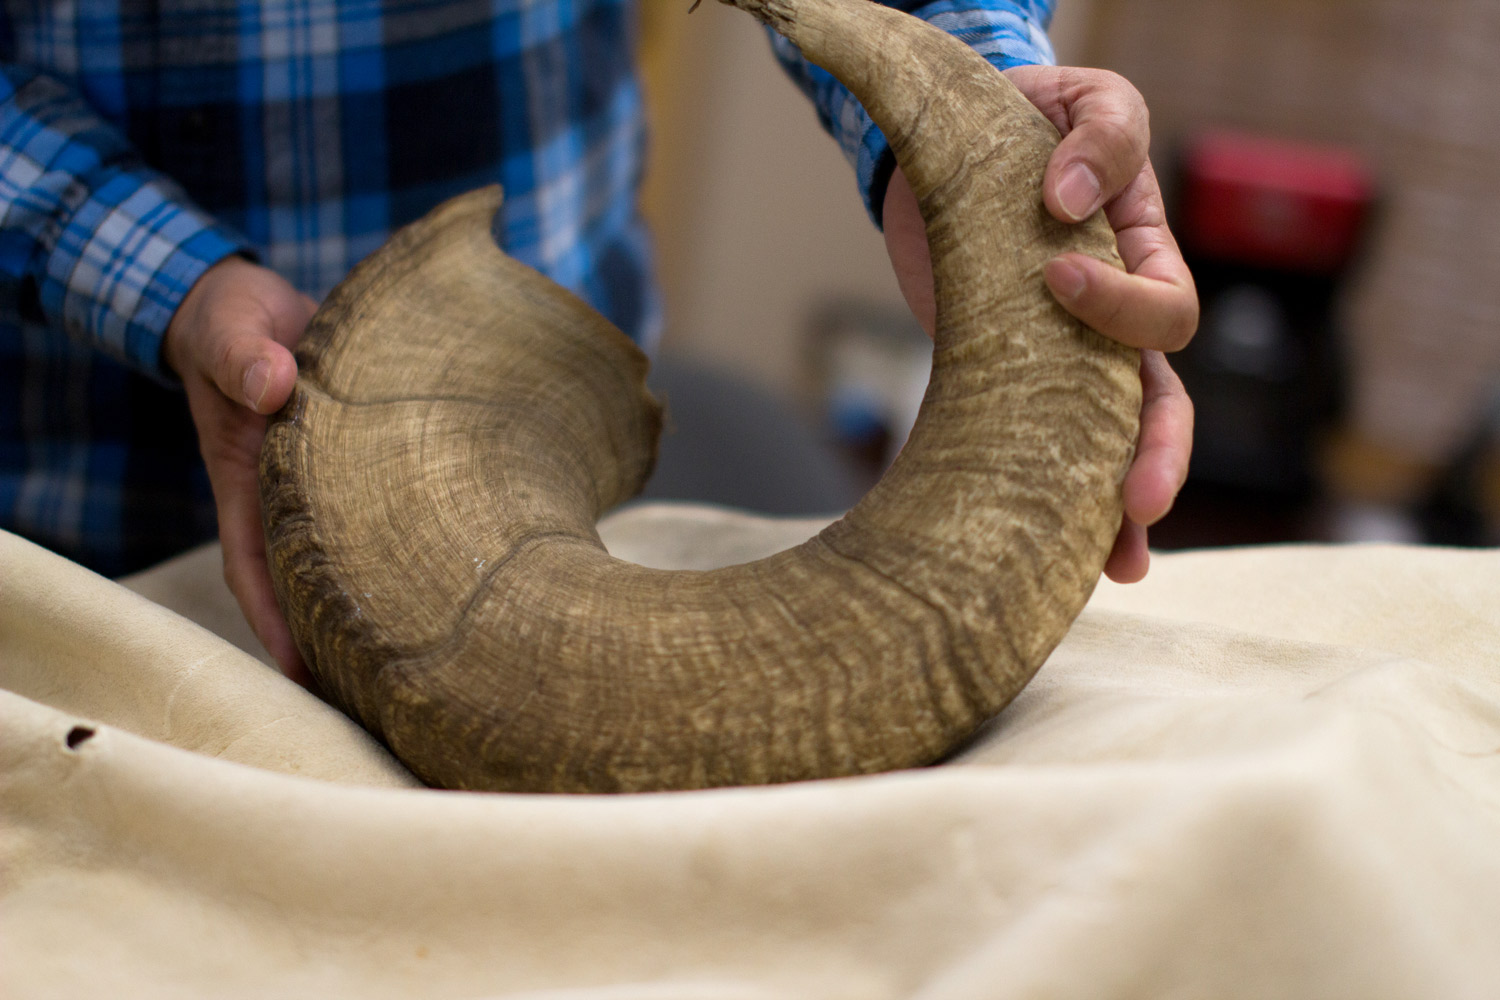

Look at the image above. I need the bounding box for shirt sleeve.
[0,66,255,380]
[769,0,1058,228]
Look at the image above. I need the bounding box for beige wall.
[642,5,899,401]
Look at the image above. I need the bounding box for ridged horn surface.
[260,0,1140,793]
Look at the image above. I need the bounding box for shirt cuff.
[770,0,1057,228]
[40,172,254,381]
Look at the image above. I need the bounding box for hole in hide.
[65,726,96,750]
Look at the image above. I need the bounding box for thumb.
[1031,71,1150,223]
[204,324,300,416]
[171,259,313,414]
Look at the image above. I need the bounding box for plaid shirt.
[0,0,1052,577]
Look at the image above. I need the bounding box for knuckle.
[1095,68,1129,93]
[1095,69,1149,120]
[1087,115,1149,193]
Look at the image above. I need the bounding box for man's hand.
[881,65,1198,584]
[163,257,317,683]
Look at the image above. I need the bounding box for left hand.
[163,257,319,683]
[881,65,1198,584]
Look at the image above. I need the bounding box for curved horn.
[260,0,1140,793]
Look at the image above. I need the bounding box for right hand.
[880,66,1198,585]
[163,257,318,684]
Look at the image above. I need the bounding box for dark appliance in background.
[1415,385,1500,547]
[1161,130,1376,545]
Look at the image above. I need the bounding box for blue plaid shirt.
[0,0,1053,577]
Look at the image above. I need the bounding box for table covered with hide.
[2,504,1497,999]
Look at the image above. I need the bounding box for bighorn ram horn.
[260,0,1141,793]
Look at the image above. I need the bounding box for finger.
[225,541,310,685]
[231,554,311,688]
[1122,350,1193,527]
[1103,517,1149,584]
[1010,67,1150,223]
[191,282,313,415]
[210,418,311,685]
[1045,249,1198,353]
[186,376,308,685]
[201,330,300,416]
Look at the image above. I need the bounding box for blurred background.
[630,0,1500,550]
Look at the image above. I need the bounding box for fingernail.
[243,360,271,410]
[1046,257,1087,302]
[1056,163,1101,221]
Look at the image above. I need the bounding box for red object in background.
[1179,130,1376,275]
